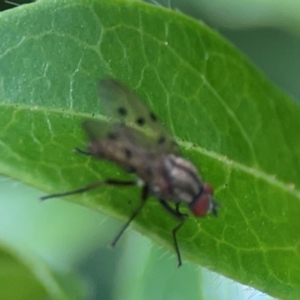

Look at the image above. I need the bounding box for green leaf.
[0,173,118,300]
[0,242,87,300]
[0,0,300,299]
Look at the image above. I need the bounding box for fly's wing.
[82,119,147,148]
[83,78,179,154]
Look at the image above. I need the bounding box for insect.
[41,78,219,266]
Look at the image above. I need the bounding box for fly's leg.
[73,147,92,156]
[171,220,185,267]
[111,185,149,247]
[175,203,188,218]
[160,200,186,219]
[159,200,187,267]
[40,179,137,201]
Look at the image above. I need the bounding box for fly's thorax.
[162,155,218,217]
[162,154,202,204]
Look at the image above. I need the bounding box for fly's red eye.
[190,194,210,217]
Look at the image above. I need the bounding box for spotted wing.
[84,78,179,154]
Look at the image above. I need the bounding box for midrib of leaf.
[3,101,298,201]
[184,141,300,199]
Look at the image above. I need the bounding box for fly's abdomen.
[88,139,157,178]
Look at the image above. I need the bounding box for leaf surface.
[0,1,300,299]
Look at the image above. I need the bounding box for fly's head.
[189,183,218,217]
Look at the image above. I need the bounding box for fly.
[41,78,219,267]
